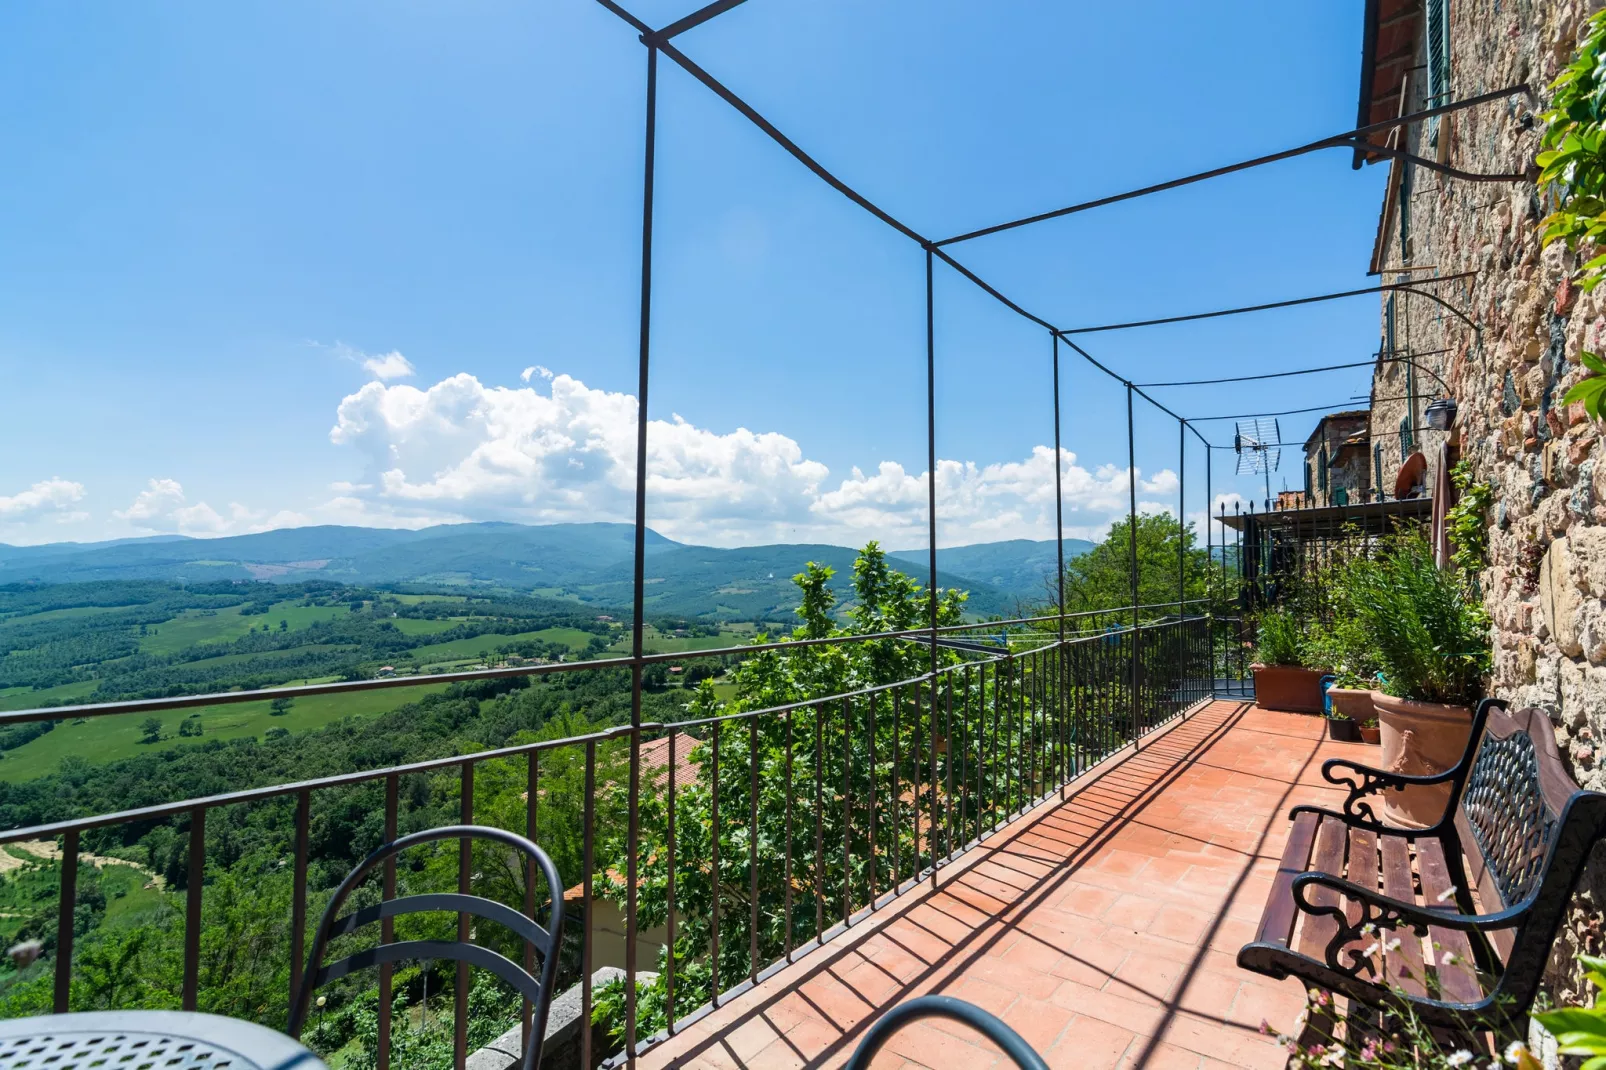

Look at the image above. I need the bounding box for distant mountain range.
[0,523,1093,621]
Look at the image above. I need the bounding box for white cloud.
[317,341,416,381]
[114,478,309,536]
[520,365,553,383]
[361,351,415,381]
[325,371,1183,546]
[0,478,86,519]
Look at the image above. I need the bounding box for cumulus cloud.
[520,365,552,383]
[115,478,309,536]
[325,371,1182,546]
[0,478,86,519]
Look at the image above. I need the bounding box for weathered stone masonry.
[1361,0,1606,996]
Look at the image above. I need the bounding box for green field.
[0,680,100,712]
[605,623,752,655]
[0,683,449,783]
[390,617,463,636]
[403,626,598,666]
[139,600,352,653]
[2,604,117,624]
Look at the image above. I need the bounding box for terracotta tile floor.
[637,699,1357,1070]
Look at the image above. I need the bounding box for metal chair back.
[288,825,565,1070]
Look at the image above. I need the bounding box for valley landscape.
[0,522,1087,784]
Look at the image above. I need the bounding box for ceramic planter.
[1358,724,1381,745]
[1250,664,1325,715]
[1370,691,1474,828]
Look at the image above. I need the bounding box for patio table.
[0,1010,327,1070]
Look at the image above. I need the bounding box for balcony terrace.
[631,700,1331,1070]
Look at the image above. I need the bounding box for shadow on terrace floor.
[635,700,1355,1070]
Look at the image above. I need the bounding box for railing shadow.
[639,698,1325,1069]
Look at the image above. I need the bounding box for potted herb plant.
[1308,598,1378,740]
[1357,718,1380,745]
[1250,610,1325,714]
[1342,534,1490,826]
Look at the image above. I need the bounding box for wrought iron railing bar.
[813,706,824,948]
[182,809,204,1011]
[290,790,311,1009]
[840,695,851,929]
[710,728,721,1003]
[455,761,474,1070]
[53,829,78,1014]
[664,732,677,1031]
[747,717,759,983]
[868,691,878,907]
[522,756,537,1047]
[581,741,596,1070]
[891,688,900,893]
[783,708,794,961]
[380,774,398,1070]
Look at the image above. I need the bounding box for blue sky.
[0,0,1387,549]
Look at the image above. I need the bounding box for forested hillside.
[0,523,1079,616]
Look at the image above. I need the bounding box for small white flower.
[1437,886,1459,903]
[1384,937,1402,952]
[1363,941,1381,957]
[1360,922,1377,935]
[1504,1042,1530,1065]
[1447,1050,1474,1067]
[1442,951,1460,966]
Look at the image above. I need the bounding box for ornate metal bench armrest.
[1299,757,1461,830]
[1289,871,1522,977]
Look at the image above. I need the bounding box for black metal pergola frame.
[587,0,1530,1059]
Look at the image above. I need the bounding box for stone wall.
[1369,0,1606,1003]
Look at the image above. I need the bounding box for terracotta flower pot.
[1358,725,1381,745]
[1370,691,1473,828]
[1251,664,1325,715]
[1327,687,1374,722]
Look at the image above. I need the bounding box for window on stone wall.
[1425,0,1451,148]
[1305,460,1312,497]
[1318,448,1328,494]
[1400,416,1414,459]
[1373,440,1384,500]
[1335,487,1349,507]
[1399,160,1413,260]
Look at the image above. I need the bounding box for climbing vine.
[1538,9,1606,290]
[1446,458,1493,578]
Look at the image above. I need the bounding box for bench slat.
[1344,826,1379,979]
[1414,837,1482,1004]
[1297,816,1349,962]
[1256,811,1321,947]
[1379,834,1427,997]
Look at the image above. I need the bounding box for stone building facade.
[1301,409,1373,507]
[1356,0,1606,998]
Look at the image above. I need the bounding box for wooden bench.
[1238,699,1606,1030]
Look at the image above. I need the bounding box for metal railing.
[0,607,1216,1069]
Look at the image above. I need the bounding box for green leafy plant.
[1445,459,1494,578]
[1539,10,1606,291]
[1564,351,1606,421]
[1535,954,1606,1069]
[1252,611,1305,667]
[1341,534,1489,707]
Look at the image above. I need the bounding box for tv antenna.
[1234,417,1281,508]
